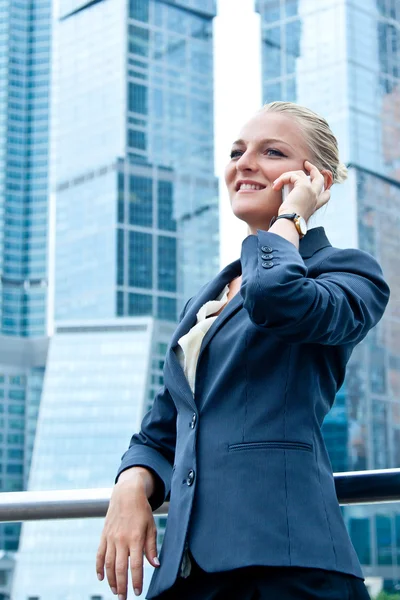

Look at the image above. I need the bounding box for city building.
[53,0,219,325]
[0,0,51,572]
[256,0,400,589]
[12,318,174,600]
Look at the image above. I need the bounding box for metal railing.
[0,468,400,522]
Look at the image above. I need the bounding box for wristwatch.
[269,213,308,238]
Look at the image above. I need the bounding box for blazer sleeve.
[240,229,390,345]
[115,296,193,510]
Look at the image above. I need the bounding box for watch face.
[298,216,307,235]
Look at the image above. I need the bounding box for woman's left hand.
[272,160,331,223]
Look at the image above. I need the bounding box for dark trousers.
[154,554,371,600]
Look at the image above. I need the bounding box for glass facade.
[0,0,51,337]
[0,0,51,576]
[55,0,219,326]
[256,0,400,588]
[0,339,46,557]
[12,319,174,600]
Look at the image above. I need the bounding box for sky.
[213,0,262,268]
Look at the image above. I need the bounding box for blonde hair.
[260,101,348,184]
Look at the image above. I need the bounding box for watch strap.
[269,213,305,238]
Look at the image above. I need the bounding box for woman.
[96,102,390,599]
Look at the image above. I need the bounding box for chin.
[230,196,278,225]
[231,205,272,230]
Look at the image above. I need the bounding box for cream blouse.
[174,283,230,394]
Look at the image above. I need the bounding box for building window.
[129,176,152,227]
[158,297,176,322]
[158,236,177,292]
[7,464,24,474]
[7,434,24,445]
[128,82,148,115]
[129,0,149,22]
[263,81,282,104]
[129,24,149,57]
[8,389,25,400]
[128,231,152,288]
[117,291,124,316]
[9,375,26,386]
[349,518,371,565]
[158,342,167,356]
[158,180,176,232]
[128,293,152,316]
[117,172,124,223]
[376,515,393,565]
[8,404,25,415]
[4,539,18,551]
[128,129,146,150]
[263,27,282,80]
[117,228,124,286]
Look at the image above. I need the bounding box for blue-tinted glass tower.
[54,0,219,325]
[0,0,50,564]
[257,0,400,589]
[0,0,50,337]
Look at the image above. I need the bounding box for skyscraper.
[0,0,51,560]
[256,0,400,588]
[12,317,174,600]
[54,0,219,324]
[13,0,219,597]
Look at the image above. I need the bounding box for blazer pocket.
[228,440,313,453]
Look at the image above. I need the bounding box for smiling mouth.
[236,183,266,192]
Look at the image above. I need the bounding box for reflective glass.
[128,231,152,288]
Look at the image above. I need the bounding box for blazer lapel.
[169,257,242,349]
[165,257,242,409]
[196,287,243,367]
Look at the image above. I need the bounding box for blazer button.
[261,253,273,260]
[261,245,273,253]
[187,469,195,486]
[262,261,274,269]
[190,413,197,429]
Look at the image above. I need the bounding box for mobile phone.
[281,175,324,203]
[282,183,293,204]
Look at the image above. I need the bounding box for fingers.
[304,160,325,193]
[115,547,129,599]
[317,189,331,208]
[129,540,145,597]
[96,534,106,582]
[144,519,160,569]
[303,160,321,179]
[272,170,306,191]
[104,544,118,596]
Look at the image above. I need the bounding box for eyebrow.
[232,138,294,150]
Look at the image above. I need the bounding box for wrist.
[278,205,304,220]
[270,212,307,240]
[117,466,156,499]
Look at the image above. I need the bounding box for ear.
[321,169,334,191]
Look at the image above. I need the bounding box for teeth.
[239,183,263,191]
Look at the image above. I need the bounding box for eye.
[265,148,286,157]
[230,149,243,159]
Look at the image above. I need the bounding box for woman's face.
[225,111,313,231]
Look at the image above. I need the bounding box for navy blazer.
[116,227,390,599]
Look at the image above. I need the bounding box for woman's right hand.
[96,467,161,598]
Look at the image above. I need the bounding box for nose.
[236,149,258,172]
